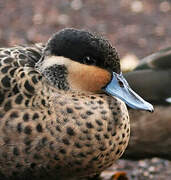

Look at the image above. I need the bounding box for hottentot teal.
[0,28,153,179]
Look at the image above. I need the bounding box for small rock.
[121,54,139,72]
[159,1,170,13]
[151,157,161,163]
[70,0,83,10]
[138,160,147,168]
[33,13,43,25]
[131,1,144,13]
[143,171,150,177]
[58,14,70,25]
[148,166,155,173]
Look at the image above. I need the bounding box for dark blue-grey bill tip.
[104,72,154,112]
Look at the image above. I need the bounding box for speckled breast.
[0,92,130,179]
[46,92,130,178]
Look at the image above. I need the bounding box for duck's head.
[36,28,153,112]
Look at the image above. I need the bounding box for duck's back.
[0,44,52,179]
[0,44,43,95]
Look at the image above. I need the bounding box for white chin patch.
[166,97,171,103]
[41,56,71,70]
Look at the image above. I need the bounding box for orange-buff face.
[68,61,111,92]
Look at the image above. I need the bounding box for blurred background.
[0,0,171,60]
[0,0,171,179]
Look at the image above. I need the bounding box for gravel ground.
[101,158,171,180]
[0,0,171,179]
[0,0,171,58]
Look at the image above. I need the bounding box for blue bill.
[104,72,154,112]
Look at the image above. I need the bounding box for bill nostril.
[118,80,124,88]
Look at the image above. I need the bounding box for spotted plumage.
[0,28,152,180]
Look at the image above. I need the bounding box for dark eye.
[83,56,96,65]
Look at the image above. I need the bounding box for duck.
[123,47,171,160]
[0,28,153,180]
[124,46,171,105]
